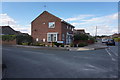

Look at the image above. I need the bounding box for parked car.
[102,38,108,43]
[106,39,115,46]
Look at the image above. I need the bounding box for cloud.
[70,13,118,36]
[0,13,31,35]
[0,13,17,25]
[65,15,94,22]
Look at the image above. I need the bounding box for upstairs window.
[48,22,55,28]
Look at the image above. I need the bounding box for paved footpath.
[12,41,108,51]
[68,41,108,51]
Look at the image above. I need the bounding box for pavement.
[13,41,108,51]
[68,41,108,51]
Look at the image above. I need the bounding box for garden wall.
[73,40,94,45]
[2,39,16,45]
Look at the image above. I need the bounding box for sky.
[0,2,118,36]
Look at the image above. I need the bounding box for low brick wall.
[73,40,94,45]
[2,39,16,45]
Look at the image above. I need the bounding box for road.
[2,44,118,78]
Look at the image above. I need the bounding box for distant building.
[111,33,120,38]
[0,26,20,35]
[74,29,85,34]
[73,29,90,36]
[0,26,29,36]
[31,11,75,45]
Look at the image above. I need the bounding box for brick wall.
[2,39,16,45]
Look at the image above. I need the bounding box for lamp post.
[95,26,97,41]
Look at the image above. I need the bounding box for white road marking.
[108,47,118,56]
[105,49,116,61]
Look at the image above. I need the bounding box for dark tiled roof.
[0,26,20,35]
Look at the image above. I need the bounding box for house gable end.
[31,11,61,24]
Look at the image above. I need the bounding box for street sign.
[57,41,64,43]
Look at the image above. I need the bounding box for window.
[62,34,65,40]
[43,22,45,24]
[47,34,51,42]
[43,38,46,42]
[67,26,69,29]
[72,28,74,31]
[48,22,55,28]
[36,38,39,42]
[47,33,58,42]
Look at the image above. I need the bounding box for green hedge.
[16,35,33,45]
[2,35,16,41]
[78,43,88,47]
[53,42,64,47]
[74,34,89,41]
[32,42,45,46]
[113,38,120,42]
[1,34,33,45]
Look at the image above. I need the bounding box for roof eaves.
[61,20,75,28]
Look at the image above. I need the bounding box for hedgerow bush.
[16,35,33,45]
[78,43,88,47]
[2,35,16,41]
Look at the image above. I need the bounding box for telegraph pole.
[95,26,97,37]
[95,26,97,41]
[8,21,9,26]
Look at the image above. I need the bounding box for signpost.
[57,41,64,44]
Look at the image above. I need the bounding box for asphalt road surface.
[2,45,118,78]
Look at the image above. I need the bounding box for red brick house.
[31,11,75,45]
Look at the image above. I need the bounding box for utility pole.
[8,21,9,26]
[95,26,97,37]
[95,26,97,41]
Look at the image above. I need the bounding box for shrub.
[22,42,29,45]
[16,35,33,45]
[74,34,89,41]
[74,44,77,47]
[39,43,45,46]
[53,42,60,47]
[78,43,88,47]
[33,43,45,46]
[70,43,74,47]
[113,38,120,42]
[2,35,16,41]
[47,45,50,47]
[89,37,95,42]
[61,44,64,47]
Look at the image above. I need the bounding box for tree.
[16,34,33,45]
[74,34,89,41]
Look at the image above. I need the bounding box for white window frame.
[67,26,69,29]
[47,32,58,42]
[48,22,55,28]
[72,28,74,31]
[36,38,39,42]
